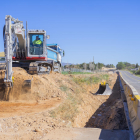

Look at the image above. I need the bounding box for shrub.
[135,70,140,75]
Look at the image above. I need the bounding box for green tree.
[106,64,115,68]
[116,62,125,70]
[136,63,139,68]
[97,63,104,69]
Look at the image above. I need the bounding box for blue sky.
[0,0,140,66]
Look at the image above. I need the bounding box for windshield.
[29,34,44,55]
[48,45,57,51]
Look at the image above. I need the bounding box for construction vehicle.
[3,15,65,87]
[47,44,64,73]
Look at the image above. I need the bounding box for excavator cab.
[29,34,43,55]
[27,31,47,60]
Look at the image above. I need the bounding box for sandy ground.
[0,68,127,139]
[0,98,61,118]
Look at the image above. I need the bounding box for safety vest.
[33,40,42,45]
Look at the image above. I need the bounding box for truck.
[47,44,64,73]
[3,15,65,87]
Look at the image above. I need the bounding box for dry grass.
[73,74,109,85]
[50,84,82,122]
[49,74,109,123]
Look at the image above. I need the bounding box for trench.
[85,74,128,130]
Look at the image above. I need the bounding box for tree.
[136,63,139,68]
[106,64,115,68]
[124,62,131,67]
[97,63,104,69]
[116,62,125,70]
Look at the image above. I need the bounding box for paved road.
[120,71,140,94]
[46,128,129,140]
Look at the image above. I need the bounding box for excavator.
[3,15,64,87]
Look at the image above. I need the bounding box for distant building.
[131,68,139,71]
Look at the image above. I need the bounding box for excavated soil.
[0,98,61,118]
[0,68,127,139]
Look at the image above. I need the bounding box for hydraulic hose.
[3,25,5,41]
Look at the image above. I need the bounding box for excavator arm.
[3,15,26,87]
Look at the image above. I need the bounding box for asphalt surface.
[120,71,140,94]
[46,128,129,140]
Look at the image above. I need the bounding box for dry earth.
[0,68,127,139]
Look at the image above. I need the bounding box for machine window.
[29,34,44,55]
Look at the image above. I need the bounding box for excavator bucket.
[0,71,5,90]
[96,83,112,95]
[22,80,31,93]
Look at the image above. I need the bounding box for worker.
[32,36,43,55]
[33,36,42,45]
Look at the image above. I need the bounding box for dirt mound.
[0,67,66,101]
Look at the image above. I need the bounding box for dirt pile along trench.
[0,68,127,139]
